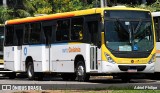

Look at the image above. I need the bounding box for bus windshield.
[104,10,154,52]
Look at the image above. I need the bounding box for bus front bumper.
[101,61,154,73]
[0,64,4,69]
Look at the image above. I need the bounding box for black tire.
[8,73,16,79]
[76,61,90,82]
[61,73,76,81]
[27,62,34,80]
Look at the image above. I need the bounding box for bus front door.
[42,23,53,72]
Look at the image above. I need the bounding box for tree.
[6,0,35,18]
[150,0,160,11]
[52,0,93,13]
[0,6,13,23]
[0,0,95,24]
[2,0,160,24]
[30,0,52,15]
[134,0,160,12]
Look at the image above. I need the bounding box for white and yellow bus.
[4,7,156,81]
[152,12,160,75]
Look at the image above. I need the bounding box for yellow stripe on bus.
[0,59,4,64]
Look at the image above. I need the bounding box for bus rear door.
[42,21,55,72]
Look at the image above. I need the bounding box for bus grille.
[118,65,146,71]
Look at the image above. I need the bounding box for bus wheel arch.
[74,55,85,70]
[25,56,34,80]
[25,56,33,70]
[74,55,90,81]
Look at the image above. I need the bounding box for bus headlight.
[105,53,115,64]
[148,54,156,64]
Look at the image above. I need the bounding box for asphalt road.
[0,75,160,91]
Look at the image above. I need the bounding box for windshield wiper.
[115,19,128,31]
[133,19,142,34]
[115,19,133,44]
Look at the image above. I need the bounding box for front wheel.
[76,61,90,82]
[27,62,34,80]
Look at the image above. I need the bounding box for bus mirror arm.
[97,29,102,48]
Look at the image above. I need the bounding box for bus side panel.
[43,45,50,72]
[85,44,91,73]
[5,46,22,72]
[4,46,15,71]
[50,44,90,73]
[15,46,22,71]
[155,42,160,72]
[0,59,4,68]
[23,45,43,72]
[22,45,49,72]
[21,46,26,72]
[97,48,102,73]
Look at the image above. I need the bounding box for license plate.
[127,69,137,73]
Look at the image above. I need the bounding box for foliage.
[1,0,160,24]
[30,0,52,14]
[22,0,35,16]
[52,0,93,13]
[133,0,160,12]
[7,0,35,18]
[150,0,160,11]
[0,6,13,23]
[16,9,32,18]
[29,0,94,14]
[0,0,95,23]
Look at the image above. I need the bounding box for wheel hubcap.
[77,65,84,76]
[28,65,33,77]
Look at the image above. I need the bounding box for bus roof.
[152,12,160,17]
[6,7,150,25]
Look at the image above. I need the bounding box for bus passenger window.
[5,26,14,46]
[71,17,84,40]
[30,23,41,44]
[24,24,30,44]
[56,19,70,41]
[87,21,98,45]
[14,24,24,46]
[15,28,23,46]
[43,26,52,45]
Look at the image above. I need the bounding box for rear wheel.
[76,61,90,82]
[27,62,34,80]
